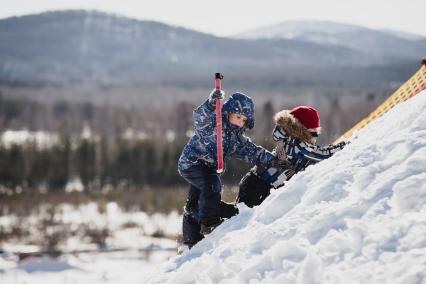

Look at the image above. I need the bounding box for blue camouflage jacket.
[178,93,276,173]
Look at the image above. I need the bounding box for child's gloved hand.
[336,141,347,148]
[336,138,352,149]
[209,89,225,104]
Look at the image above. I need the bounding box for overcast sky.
[1,0,425,37]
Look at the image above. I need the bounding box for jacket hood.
[223,92,255,129]
[274,110,322,144]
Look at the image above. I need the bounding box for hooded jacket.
[272,110,346,172]
[178,93,275,173]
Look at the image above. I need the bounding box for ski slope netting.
[338,62,426,141]
[147,91,426,284]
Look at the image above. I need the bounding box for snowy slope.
[147,90,426,284]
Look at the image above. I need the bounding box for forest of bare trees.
[0,84,387,195]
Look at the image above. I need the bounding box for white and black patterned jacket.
[272,125,346,172]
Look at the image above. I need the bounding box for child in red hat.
[237,105,348,207]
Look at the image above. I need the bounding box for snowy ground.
[1,250,175,284]
[145,91,426,283]
[1,92,425,284]
[0,203,181,284]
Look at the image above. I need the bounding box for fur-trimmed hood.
[274,110,321,144]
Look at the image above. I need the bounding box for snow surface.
[146,91,426,284]
[0,203,181,283]
[0,251,173,284]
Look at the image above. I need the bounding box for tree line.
[0,137,180,192]
[0,89,384,193]
[0,136,258,192]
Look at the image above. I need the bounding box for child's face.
[228,113,247,128]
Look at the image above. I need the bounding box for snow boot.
[182,210,204,248]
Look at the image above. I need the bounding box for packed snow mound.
[147,91,426,284]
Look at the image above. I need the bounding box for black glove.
[337,141,346,149]
[209,89,225,104]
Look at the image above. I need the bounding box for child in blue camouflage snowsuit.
[237,105,348,207]
[178,91,294,246]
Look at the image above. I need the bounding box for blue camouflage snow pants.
[179,165,223,226]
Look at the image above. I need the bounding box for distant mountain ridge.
[235,20,426,59]
[235,20,425,40]
[0,11,424,88]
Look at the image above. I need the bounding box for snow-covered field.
[1,250,174,284]
[146,91,426,283]
[0,203,181,284]
[1,91,425,284]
